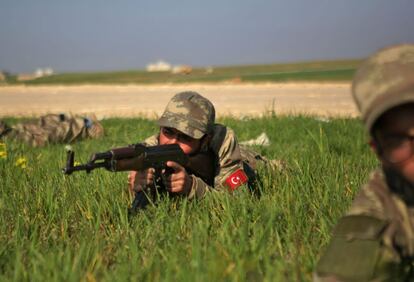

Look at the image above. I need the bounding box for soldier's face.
[159,127,201,155]
[373,104,414,184]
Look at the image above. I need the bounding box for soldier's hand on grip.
[128,168,155,193]
[165,161,192,195]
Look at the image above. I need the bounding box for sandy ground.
[0,83,358,119]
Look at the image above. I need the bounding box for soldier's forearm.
[187,175,213,200]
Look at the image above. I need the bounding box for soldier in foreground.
[315,44,414,281]
[0,113,104,147]
[128,91,272,206]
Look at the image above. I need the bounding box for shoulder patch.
[225,169,248,191]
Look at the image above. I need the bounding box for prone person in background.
[314,44,414,281]
[128,91,275,209]
[0,113,104,147]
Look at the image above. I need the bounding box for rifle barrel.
[62,162,109,175]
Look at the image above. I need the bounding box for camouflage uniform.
[134,91,267,200]
[315,45,414,281]
[0,113,104,147]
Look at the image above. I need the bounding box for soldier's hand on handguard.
[165,161,193,195]
[128,168,155,194]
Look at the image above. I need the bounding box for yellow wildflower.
[15,157,28,169]
[74,161,81,166]
[0,142,6,159]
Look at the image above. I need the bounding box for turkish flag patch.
[225,169,248,191]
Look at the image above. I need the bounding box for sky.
[1,0,414,73]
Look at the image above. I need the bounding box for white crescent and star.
[230,176,241,185]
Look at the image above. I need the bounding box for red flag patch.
[225,169,248,191]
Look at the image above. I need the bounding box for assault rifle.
[62,143,215,213]
[62,143,188,175]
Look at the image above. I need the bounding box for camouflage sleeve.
[187,175,211,200]
[186,125,246,199]
[314,215,390,282]
[314,170,406,281]
[210,125,245,191]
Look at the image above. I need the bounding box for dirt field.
[0,83,357,119]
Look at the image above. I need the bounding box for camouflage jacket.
[315,169,414,282]
[141,124,261,199]
[5,113,104,147]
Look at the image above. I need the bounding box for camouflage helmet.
[158,91,215,139]
[352,44,414,132]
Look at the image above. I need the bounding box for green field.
[0,116,377,281]
[7,59,361,85]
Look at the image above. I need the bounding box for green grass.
[7,59,361,85]
[0,116,378,281]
